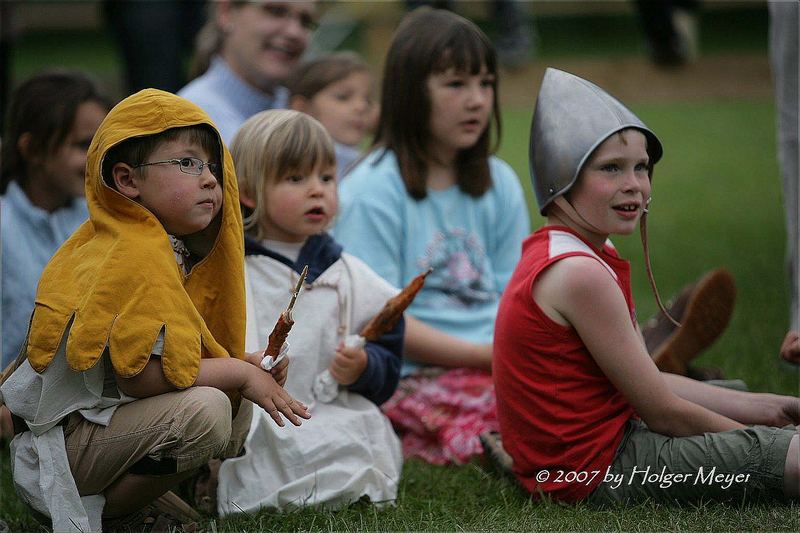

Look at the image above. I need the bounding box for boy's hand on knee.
[241,371,310,427]
[329,344,368,386]
[778,396,800,426]
[780,331,800,365]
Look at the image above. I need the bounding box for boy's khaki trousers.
[63,386,252,495]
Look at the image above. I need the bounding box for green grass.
[2,99,798,531]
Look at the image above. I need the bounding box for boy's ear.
[111,162,141,200]
[239,190,256,209]
[290,95,310,113]
[16,132,33,160]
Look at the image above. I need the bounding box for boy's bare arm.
[663,372,800,427]
[536,256,745,437]
[403,315,492,370]
[116,356,309,427]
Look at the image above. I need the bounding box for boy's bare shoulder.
[540,254,618,295]
[534,255,621,325]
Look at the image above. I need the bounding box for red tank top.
[494,226,637,502]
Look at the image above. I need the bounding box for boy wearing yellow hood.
[0,89,310,532]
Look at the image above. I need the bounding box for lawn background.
[1,2,798,531]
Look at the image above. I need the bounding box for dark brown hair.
[287,51,371,100]
[102,125,221,187]
[1,70,112,193]
[372,7,501,200]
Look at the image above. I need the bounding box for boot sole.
[652,269,736,374]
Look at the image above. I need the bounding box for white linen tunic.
[217,252,403,513]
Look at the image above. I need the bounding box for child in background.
[0,90,308,532]
[494,68,799,504]
[334,8,530,465]
[1,70,110,369]
[216,109,403,513]
[288,51,376,178]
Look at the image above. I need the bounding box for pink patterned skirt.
[381,367,497,465]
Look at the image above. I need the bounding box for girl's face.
[306,71,374,147]
[261,163,337,243]
[567,130,652,245]
[426,65,494,163]
[37,100,107,202]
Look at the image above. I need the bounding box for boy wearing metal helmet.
[493,68,799,504]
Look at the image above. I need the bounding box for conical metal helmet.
[529,68,664,215]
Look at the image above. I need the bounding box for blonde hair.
[231,109,336,240]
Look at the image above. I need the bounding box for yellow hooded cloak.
[26,89,245,389]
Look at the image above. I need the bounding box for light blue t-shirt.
[333,149,530,373]
[1,182,89,366]
[178,56,289,145]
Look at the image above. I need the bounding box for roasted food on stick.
[360,268,433,341]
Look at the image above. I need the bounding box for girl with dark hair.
[334,8,530,464]
[1,70,111,369]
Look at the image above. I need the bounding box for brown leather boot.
[643,269,736,376]
[104,495,203,533]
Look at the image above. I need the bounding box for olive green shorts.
[587,420,797,505]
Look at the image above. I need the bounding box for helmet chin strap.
[553,196,605,234]
[640,198,681,327]
[554,195,681,328]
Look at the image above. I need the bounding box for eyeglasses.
[262,4,319,31]
[134,157,220,177]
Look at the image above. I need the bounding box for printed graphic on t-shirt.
[418,229,495,307]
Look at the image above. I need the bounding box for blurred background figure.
[767,0,799,338]
[179,0,317,143]
[288,51,376,179]
[634,0,700,67]
[103,0,207,94]
[1,71,111,369]
[0,1,16,128]
[405,0,532,68]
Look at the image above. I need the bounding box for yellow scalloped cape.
[26,89,245,389]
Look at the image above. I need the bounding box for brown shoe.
[104,499,202,533]
[154,490,201,523]
[647,269,736,375]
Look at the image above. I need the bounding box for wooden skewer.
[266,265,308,357]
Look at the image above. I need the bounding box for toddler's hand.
[241,370,309,427]
[329,343,368,386]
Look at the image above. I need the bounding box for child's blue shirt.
[334,149,530,374]
[1,182,88,367]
